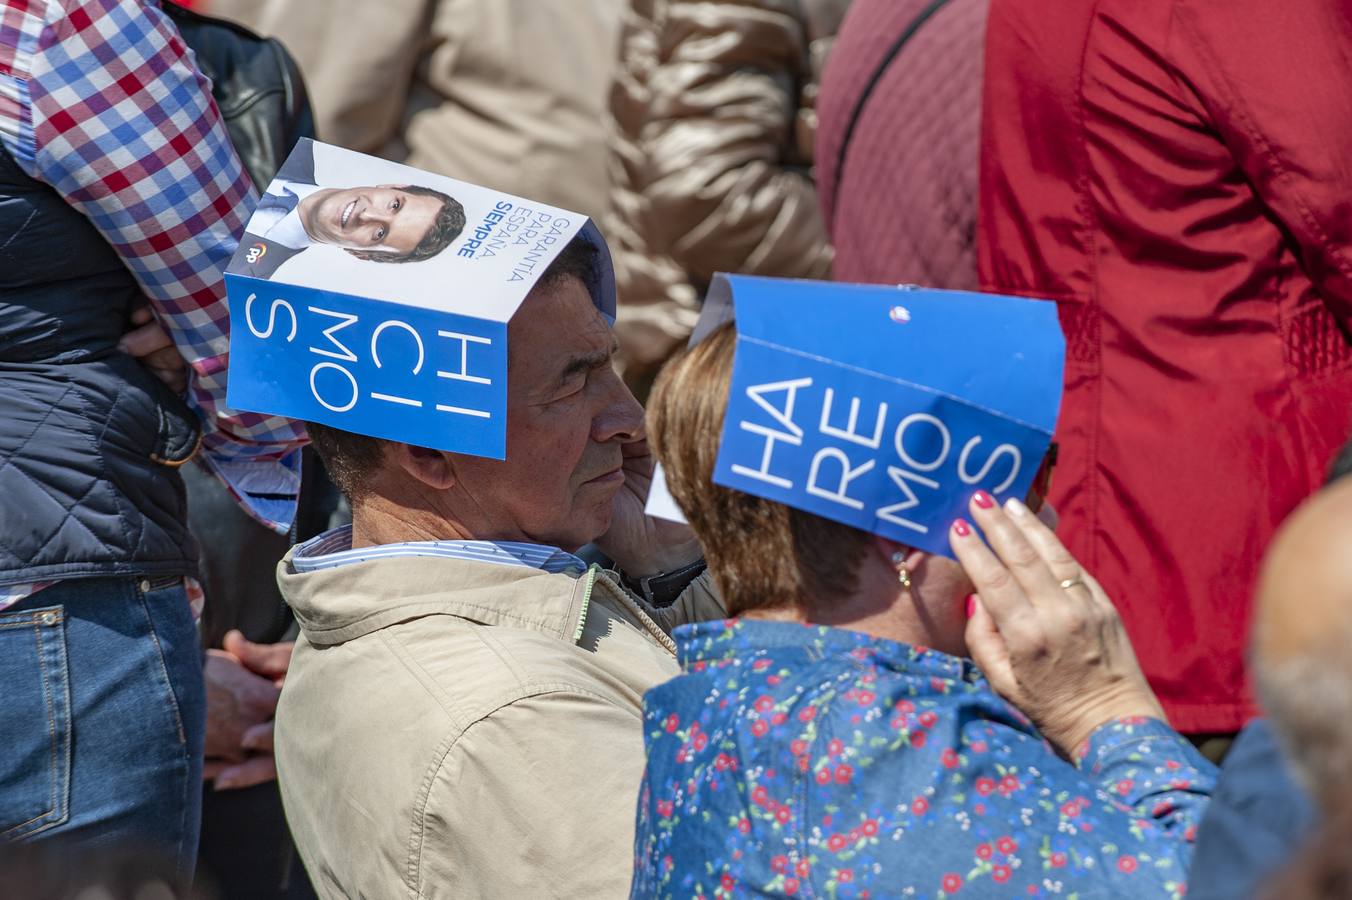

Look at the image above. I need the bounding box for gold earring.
[891,551,911,589]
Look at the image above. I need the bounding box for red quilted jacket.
[979,0,1352,732]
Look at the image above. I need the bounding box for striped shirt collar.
[291,525,588,576]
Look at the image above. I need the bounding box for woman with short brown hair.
[632,321,1216,898]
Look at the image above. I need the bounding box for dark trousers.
[186,455,340,900]
[197,783,312,899]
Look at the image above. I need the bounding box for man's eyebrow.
[555,339,619,388]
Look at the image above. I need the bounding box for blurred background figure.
[816,0,987,291]
[605,0,850,393]
[979,0,1352,747]
[1186,438,1352,898]
[1247,470,1352,898]
[203,0,625,223]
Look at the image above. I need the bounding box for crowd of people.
[1,0,1349,898]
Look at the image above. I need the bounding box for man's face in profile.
[446,276,644,551]
[299,185,442,257]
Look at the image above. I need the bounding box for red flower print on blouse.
[629,619,1217,900]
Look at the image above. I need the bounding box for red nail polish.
[973,490,995,509]
[965,594,977,619]
[952,519,972,537]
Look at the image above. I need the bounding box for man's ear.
[390,442,458,491]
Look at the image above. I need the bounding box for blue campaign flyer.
[227,281,508,458]
[225,139,612,459]
[648,275,1066,558]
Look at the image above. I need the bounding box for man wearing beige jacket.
[272,236,720,898]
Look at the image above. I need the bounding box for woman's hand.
[950,493,1166,759]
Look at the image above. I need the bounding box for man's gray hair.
[1255,643,1352,800]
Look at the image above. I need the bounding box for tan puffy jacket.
[606,0,851,382]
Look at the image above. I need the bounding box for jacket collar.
[277,546,597,647]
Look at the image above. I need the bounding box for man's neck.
[349,494,474,550]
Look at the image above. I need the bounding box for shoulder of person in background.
[163,0,316,191]
[1187,718,1316,899]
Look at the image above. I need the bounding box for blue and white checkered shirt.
[292,526,588,576]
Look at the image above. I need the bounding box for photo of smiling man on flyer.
[239,139,466,278]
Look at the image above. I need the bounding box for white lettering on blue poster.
[228,284,508,457]
[657,274,1065,557]
[714,338,1047,555]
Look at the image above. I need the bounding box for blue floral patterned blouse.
[632,619,1217,899]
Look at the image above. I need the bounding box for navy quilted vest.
[0,148,200,584]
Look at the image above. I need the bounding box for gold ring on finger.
[1058,575,1087,592]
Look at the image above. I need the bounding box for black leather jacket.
[163,2,315,190]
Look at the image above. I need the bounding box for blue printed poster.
[225,139,614,459]
[647,275,1066,558]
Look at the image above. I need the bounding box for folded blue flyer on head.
[224,138,614,460]
[647,274,1065,558]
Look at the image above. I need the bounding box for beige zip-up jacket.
[273,550,723,899]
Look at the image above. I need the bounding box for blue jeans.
[0,576,205,885]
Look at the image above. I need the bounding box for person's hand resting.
[595,436,702,576]
[951,494,1166,759]
[202,630,294,790]
[119,305,187,395]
